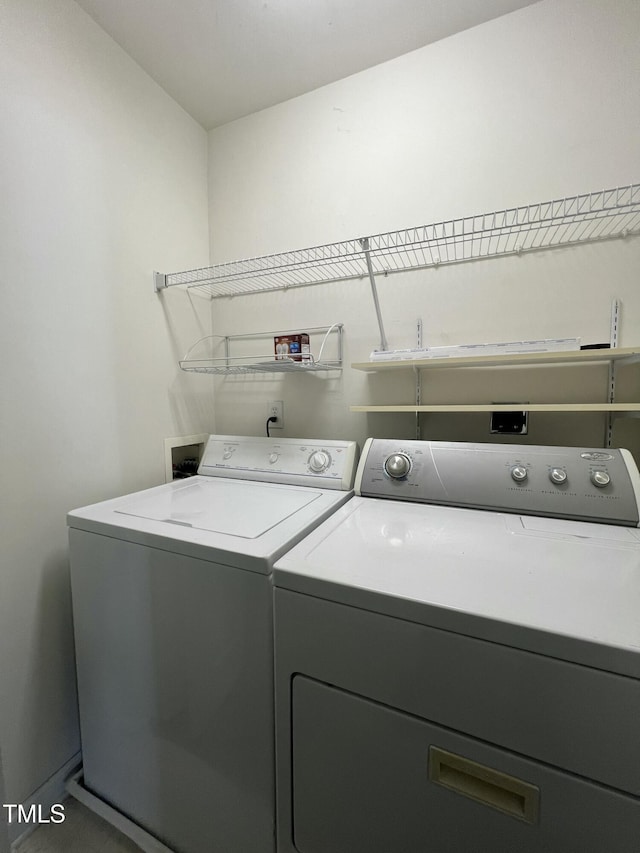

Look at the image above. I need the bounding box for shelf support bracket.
[415,318,423,440]
[359,237,389,352]
[605,298,620,447]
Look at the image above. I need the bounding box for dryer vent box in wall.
[164,434,209,482]
[490,411,529,435]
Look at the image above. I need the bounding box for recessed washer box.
[164,433,209,482]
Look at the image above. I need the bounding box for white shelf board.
[350,403,640,413]
[352,347,640,372]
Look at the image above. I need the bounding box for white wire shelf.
[179,325,343,375]
[180,354,342,375]
[156,183,640,298]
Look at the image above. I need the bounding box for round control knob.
[384,453,411,479]
[308,451,330,473]
[549,468,567,485]
[591,470,611,488]
[269,452,279,464]
[510,465,528,483]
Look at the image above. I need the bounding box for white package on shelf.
[369,338,581,362]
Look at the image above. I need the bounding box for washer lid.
[68,475,353,572]
[116,478,320,539]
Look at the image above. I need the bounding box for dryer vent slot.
[428,746,539,824]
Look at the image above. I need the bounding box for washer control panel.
[356,440,640,526]
[198,435,358,490]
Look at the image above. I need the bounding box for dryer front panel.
[291,675,640,853]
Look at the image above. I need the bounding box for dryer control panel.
[356,440,640,526]
[198,435,358,490]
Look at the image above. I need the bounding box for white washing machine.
[273,440,640,853]
[67,434,358,853]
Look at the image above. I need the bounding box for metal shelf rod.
[359,238,388,352]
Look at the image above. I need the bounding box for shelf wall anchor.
[154,272,168,292]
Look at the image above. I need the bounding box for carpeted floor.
[14,799,142,853]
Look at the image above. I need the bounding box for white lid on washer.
[116,478,321,539]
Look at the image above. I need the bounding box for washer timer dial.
[308,450,331,473]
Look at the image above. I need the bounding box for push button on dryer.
[510,465,528,483]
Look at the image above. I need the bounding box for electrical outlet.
[268,400,284,428]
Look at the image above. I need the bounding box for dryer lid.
[116,478,321,539]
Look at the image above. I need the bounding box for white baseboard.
[8,752,81,848]
[0,750,9,853]
[66,770,175,853]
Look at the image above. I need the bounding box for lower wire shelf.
[179,324,344,375]
[181,355,342,375]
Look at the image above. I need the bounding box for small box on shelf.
[274,333,310,362]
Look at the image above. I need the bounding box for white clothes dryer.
[67,434,357,853]
[273,440,640,853]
